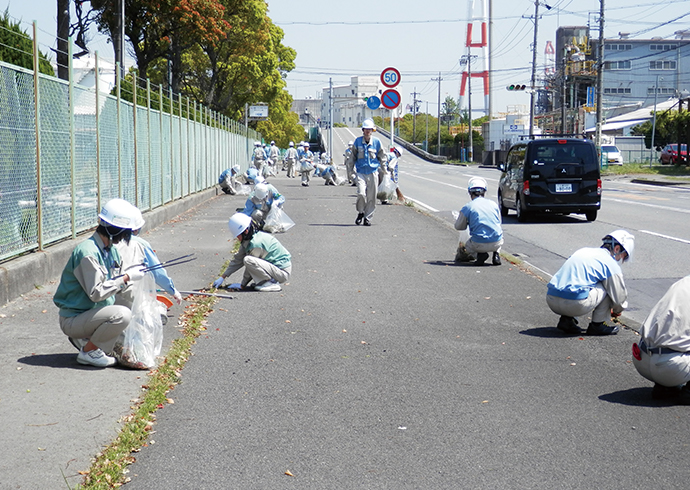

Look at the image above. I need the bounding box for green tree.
[0,9,54,75]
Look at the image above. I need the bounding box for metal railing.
[0,34,260,263]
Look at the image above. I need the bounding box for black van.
[497,138,601,222]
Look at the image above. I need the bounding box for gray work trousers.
[59,305,131,353]
[546,284,611,323]
[243,256,291,285]
[355,172,377,220]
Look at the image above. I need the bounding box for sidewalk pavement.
[0,171,685,488]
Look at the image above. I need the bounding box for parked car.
[601,144,623,165]
[497,138,601,222]
[659,144,688,165]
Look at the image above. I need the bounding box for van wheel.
[498,192,509,217]
[516,196,529,222]
[585,210,597,222]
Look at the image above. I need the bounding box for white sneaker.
[77,348,117,367]
[254,280,282,292]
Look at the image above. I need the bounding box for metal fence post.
[95,52,102,214]
[116,62,122,197]
[133,73,138,207]
[169,87,174,201]
[68,37,76,238]
[147,79,152,210]
[187,96,191,196]
[159,83,164,205]
[32,22,43,250]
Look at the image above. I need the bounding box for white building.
[320,76,383,128]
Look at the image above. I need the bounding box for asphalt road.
[123,164,690,489]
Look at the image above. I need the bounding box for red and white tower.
[459,0,490,116]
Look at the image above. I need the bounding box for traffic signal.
[507,84,527,91]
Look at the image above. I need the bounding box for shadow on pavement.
[598,387,676,407]
[18,353,91,369]
[519,326,574,338]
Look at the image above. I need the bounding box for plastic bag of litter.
[236,184,252,196]
[377,172,397,201]
[264,206,295,234]
[112,273,164,369]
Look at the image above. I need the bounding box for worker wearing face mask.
[546,230,635,336]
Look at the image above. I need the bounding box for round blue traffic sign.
[381,89,401,110]
[366,96,381,110]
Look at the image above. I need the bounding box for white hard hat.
[289,141,294,147]
[362,119,375,130]
[228,213,252,238]
[392,146,403,157]
[604,230,635,263]
[270,141,275,144]
[468,177,488,192]
[128,204,145,230]
[98,198,138,230]
[254,183,269,200]
[231,164,240,174]
[348,140,353,146]
[254,141,260,146]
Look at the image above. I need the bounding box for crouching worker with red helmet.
[53,199,147,367]
[212,213,291,292]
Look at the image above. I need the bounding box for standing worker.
[454,177,503,266]
[344,140,355,186]
[53,198,147,367]
[252,141,266,174]
[269,141,281,168]
[546,230,634,336]
[632,275,690,402]
[299,142,314,187]
[346,119,387,226]
[212,213,292,292]
[284,141,299,178]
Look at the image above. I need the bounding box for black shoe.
[492,252,501,266]
[586,321,619,336]
[363,218,371,226]
[475,252,489,265]
[355,213,364,225]
[652,383,682,400]
[556,316,581,334]
[678,384,690,405]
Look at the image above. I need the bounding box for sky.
[3,0,689,119]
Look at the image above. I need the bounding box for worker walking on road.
[299,142,314,187]
[344,140,355,185]
[252,141,266,173]
[632,275,690,402]
[212,213,292,292]
[454,177,503,266]
[53,198,147,367]
[284,142,299,178]
[546,230,634,336]
[347,119,387,226]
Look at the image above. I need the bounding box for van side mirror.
[497,162,506,172]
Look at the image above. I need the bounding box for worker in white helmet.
[212,213,292,292]
[546,230,635,336]
[284,141,299,178]
[218,165,242,195]
[454,177,503,266]
[346,119,387,226]
[53,198,147,367]
[299,142,314,187]
[252,141,266,174]
[241,182,285,226]
[269,141,281,168]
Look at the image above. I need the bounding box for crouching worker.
[212,213,291,292]
[546,230,634,336]
[632,276,690,402]
[53,199,147,367]
[241,182,285,226]
[218,165,241,195]
[454,177,503,266]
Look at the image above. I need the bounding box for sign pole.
[390,108,394,149]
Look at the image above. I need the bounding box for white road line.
[603,197,690,214]
[639,230,690,245]
[407,198,439,212]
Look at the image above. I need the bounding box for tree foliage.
[0,9,54,75]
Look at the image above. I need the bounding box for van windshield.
[534,143,589,164]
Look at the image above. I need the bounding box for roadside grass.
[602,162,690,178]
[73,295,217,489]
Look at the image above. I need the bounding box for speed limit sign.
[381,67,401,88]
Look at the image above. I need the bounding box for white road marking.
[603,197,690,214]
[639,230,690,245]
[407,198,439,212]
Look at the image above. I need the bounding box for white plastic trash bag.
[112,273,164,369]
[236,184,252,196]
[377,172,397,201]
[264,206,295,234]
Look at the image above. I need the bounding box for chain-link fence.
[0,59,260,262]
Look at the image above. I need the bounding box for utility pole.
[329,78,333,161]
[411,88,420,146]
[432,72,443,155]
[561,56,567,134]
[595,0,605,147]
[460,55,477,162]
[425,101,429,151]
[529,0,540,137]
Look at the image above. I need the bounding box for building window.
[604,87,631,94]
[604,60,631,70]
[649,60,677,70]
[647,87,676,95]
[650,44,678,51]
[605,44,632,51]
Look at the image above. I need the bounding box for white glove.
[173,290,183,305]
[126,265,147,282]
[213,277,224,288]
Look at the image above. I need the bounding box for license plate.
[555,183,572,193]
